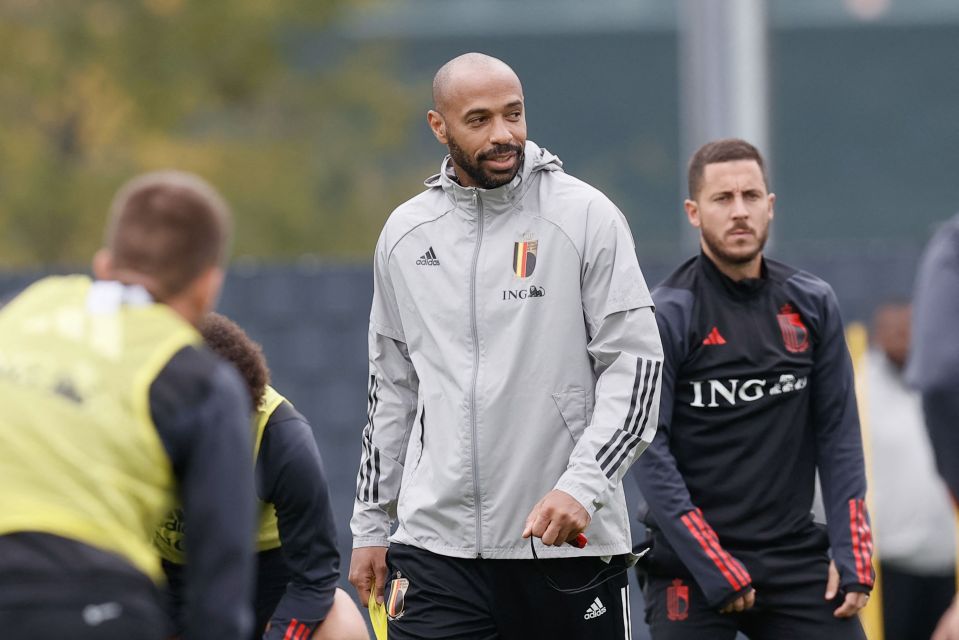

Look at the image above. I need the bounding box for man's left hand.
[824,559,870,618]
[522,489,590,547]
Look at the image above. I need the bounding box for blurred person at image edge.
[907,211,959,640]
[0,171,256,640]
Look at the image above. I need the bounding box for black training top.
[162,397,341,640]
[631,253,874,607]
[258,400,340,640]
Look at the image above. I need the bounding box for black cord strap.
[529,536,630,595]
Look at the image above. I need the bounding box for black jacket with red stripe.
[631,253,874,607]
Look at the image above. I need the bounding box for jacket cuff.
[553,477,600,518]
[352,537,390,548]
[842,582,873,594]
[715,585,754,609]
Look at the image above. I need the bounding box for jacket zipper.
[469,188,484,557]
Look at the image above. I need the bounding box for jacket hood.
[423,140,563,199]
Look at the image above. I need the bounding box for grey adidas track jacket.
[351,141,663,559]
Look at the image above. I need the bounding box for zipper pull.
[471,188,478,206]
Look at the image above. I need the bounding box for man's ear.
[427,110,448,144]
[767,192,776,221]
[684,199,702,229]
[92,249,113,280]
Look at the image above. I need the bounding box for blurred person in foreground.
[349,52,663,639]
[156,312,368,640]
[631,138,873,639]
[0,171,256,639]
[907,212,959,640]
[865,300,956,640]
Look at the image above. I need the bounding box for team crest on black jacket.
[667,579,689,621]
[513,240,537,278]
[776,304,809,353]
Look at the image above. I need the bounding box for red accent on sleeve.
[849,500,866,585]
[681,510,744,591]
[849,499,875,586]
[689,509,752,588]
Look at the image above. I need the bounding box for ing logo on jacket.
[689,374,808,408]
[501,285,546,301]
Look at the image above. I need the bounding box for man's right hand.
[348,546,388,607]
[719,587,756,614]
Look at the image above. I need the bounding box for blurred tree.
[0,0,429,266]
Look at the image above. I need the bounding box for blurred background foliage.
[0,0,430,266]
[2,0,957,272]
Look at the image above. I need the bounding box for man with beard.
[631,139,873,639]
[348,52,663,639]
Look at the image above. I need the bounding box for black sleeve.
[258,401,340,640]
[151,346,257,640]
[802,281,874,592]
[631,287,753,608]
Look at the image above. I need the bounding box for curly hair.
[199,312,270,407]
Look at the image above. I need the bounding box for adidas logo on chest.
[416,246,440,266]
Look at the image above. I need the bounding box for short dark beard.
[447,137,524,189]
[701,224,769,266]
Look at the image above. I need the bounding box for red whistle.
[568,533,588,549]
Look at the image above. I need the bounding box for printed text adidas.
[584,597,607,620]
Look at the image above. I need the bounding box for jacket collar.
[698,252,769,300]
[423,140,562,215]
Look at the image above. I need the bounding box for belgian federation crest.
[385,572,410,621]
[513,240,538,278]
[667,579,689,621]
[777,303,809,353]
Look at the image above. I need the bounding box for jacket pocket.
[551,388,588,445]
[409,404,426,474]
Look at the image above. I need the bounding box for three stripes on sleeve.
[596,357,662,480]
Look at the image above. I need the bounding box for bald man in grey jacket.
[349,53,662,639]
